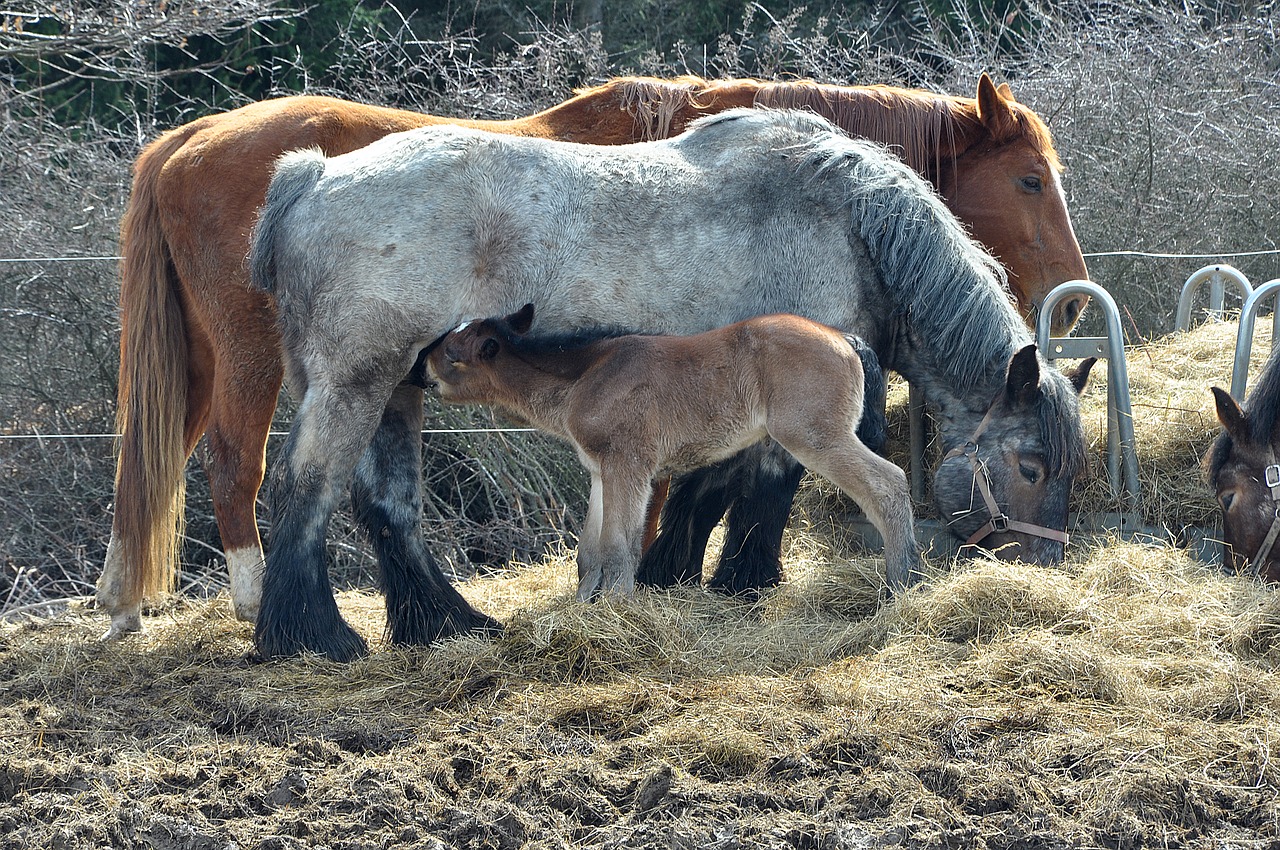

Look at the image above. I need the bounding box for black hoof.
[387,598,503,646]
[254,615,369,662]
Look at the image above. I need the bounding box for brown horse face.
[943,78,1090,335]
[426,304,535,403]
[1208,387,1280,581]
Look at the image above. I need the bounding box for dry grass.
[2,534,1277,848]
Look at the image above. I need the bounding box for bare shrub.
[4,0,1279,616]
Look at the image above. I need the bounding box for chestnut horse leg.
[639,477,669,552]
[350,383,502,645]
[203,348,282,625]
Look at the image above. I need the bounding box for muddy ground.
[3,538,1278,850]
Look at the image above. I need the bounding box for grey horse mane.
[693,109,1084,475]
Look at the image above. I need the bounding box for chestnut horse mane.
[590,74,1063,180]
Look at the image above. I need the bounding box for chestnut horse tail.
[112,127,196,602]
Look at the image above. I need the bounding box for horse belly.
[657,419,768,477]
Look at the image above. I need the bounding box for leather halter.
[943,396,1070,551]
[1246,449,1280,577]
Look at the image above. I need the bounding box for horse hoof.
[254,622,369,662]
[99,610,143,642]
[231,600,260,624]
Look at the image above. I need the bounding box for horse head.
[933,345,1095,565]
[425,304,536,403]
[941,75,1090,334]
[1207,385,1280,581]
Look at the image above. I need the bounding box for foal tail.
[112,127,198,603]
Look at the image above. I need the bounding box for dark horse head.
[1206,348,1280,581]
[930,346,1095,565]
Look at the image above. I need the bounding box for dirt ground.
[3,536,1278,850]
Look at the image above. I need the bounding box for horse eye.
[1018,462,1041,484]
[481,339,499,359]
[1219,491,1235,512]
[1020,176,1042,193]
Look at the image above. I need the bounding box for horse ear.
[1211,386,1250,442]
[1004,343,1041,406]
[996,82,1013,99]
[1065,357,1097,395]
[976,73,1019,143]
[507,303,535,334]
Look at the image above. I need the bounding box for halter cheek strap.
[942,398,1070,550]
[1248,453,1280,576]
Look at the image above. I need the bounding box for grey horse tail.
[249,149,327,296]
[845,334,888,455]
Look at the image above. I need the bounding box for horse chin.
[981,532,1065,566]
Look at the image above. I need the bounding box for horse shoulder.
[564,340,666,452]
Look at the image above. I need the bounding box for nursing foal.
[425,305,920,599]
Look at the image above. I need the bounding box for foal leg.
[351,383,501,645]
[254,382,389,661]
[596,469,652,598]
[780,433,920,594]
[575,473,606,602]
[709,444,804,597]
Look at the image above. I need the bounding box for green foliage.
[3,1,395,128]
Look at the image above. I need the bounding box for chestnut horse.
[99,73,1088,639]
[247,109,1090,659]
[1207,349,1280,581]
[424,306,918,600]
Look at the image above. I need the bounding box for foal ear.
[1211,386,1250,442]
[976,73,1019,143]
[1065,357,1097,395]
[506,303,535,335]
[1004,344,1041,406]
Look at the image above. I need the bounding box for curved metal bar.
[1037,280,1141,504]
[1175,264,1253,331]
[1230,279,1280,399]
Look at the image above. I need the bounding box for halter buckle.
[989,514,1010,534]
[1266,464,1280,492]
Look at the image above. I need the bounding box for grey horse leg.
[255,403,374,662]
[350,383,502,645]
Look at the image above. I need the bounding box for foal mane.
[595,75,1062,182]
[480,316,644,382]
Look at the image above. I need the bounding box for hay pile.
[2,536,1277,848]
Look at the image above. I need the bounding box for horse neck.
[750,81,985,186]
[884,322,1018,450]
[484,343,609,431]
